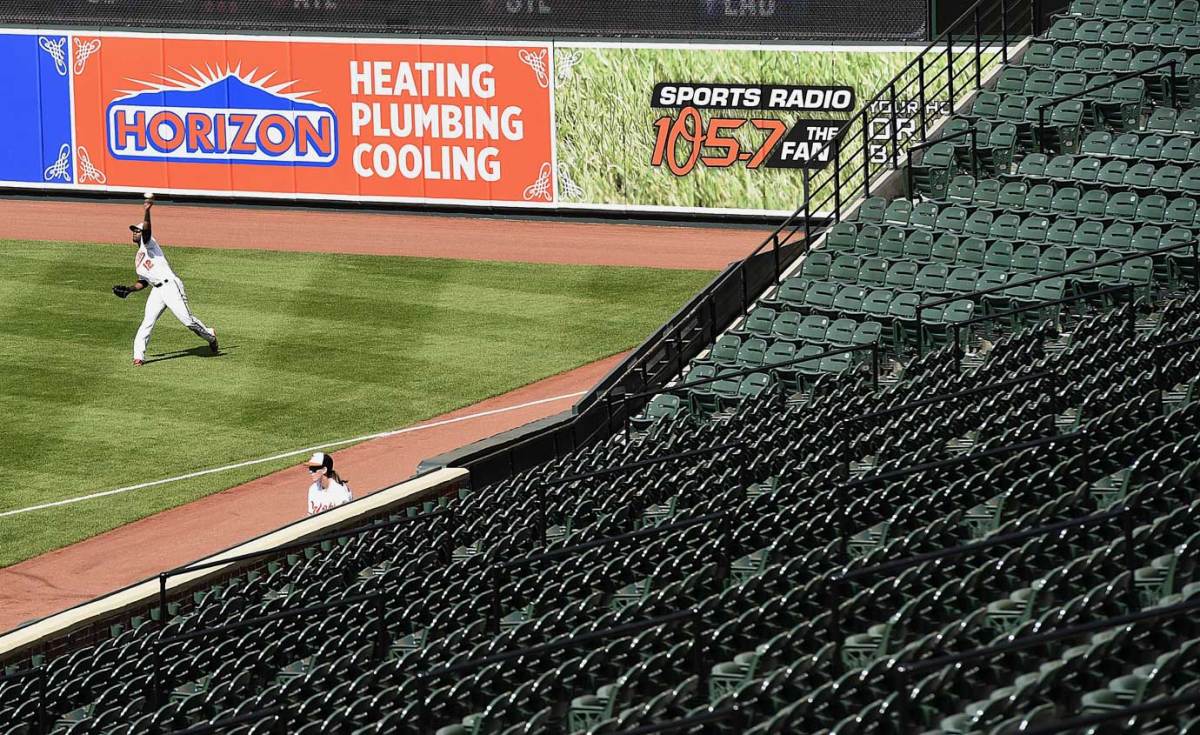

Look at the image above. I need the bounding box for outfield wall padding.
[0,29,933,217]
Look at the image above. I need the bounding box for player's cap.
[306,452,334,471]
[129,223,143,233]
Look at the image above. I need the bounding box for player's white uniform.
[133,236,216,361]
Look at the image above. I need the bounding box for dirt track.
[0,198,773,269]
[0,198,765,632]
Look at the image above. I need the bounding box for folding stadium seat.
[963,210,994,239]
[1078,189,1109,220]
[1021,43,1055,69]
[854,226,882,256]
[1051,45,1083,70]
[824,318,858,347]
[1039,245,1069,276]
[1177,0,1200,23]
[629,395,683,434]
[910,202,940,231]
[1106,191,1139,221]
[1126,21,1155,47]
[1047,219,1077,247]
[885,261,918,290]
[1165,196,1198,226]
[1179,167,1200,194]
[995,67,1028,95]
[1122,164,1155,195]
[882,200,912,227]
[1044,154,1077,182]
[857,258,888,289]
[1148,107,1181,133]
[735,339,768,369]
[990,214,1022,243]
[728,307,777,339]
[1012,278,1067,330]
[1058,0,1097,18]
[759,277,809,310]
[1149,23,1180,50]
[1121,256,1156,300]
[980,124,1019,174]
[1102,222,1134,251]
[1013,244,1043,274]
[854,196,887,224]
[965,92,1002,122]
[1178,109,1200,135]
[1097,159,1129,189]
[903,230,934,261]
[1153,164,1184,191]
[825,222,857,251]
[1048,17,1079,43]
[877,228,907,262]
[933,205,966,233]
[923,300,975,352]
[956,237,987,268]
[1078,46,1107,71]
[1110,132,1140,158]
[829,254,862,283]
[797,315,830,343]
[946,266,982,294]
[699,335,741,367]
[1070,156,1102,182]
[770,311,803,342]
[803,251,833,280]
[1051,186,1082,216]
[860,290,894,325]
[831,286,867,318]
[970,178,1001,209]
[1176,136,1200,163]
[1027,69,1059,97]
[1148,0,1177,21]
[910,144,957,200]
[1136,193,1168,222]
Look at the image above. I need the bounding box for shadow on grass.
[143,344,233,365]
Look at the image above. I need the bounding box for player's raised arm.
[139,198,153,243]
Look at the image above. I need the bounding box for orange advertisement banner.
[71,34,556,205]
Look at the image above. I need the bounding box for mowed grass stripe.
[0,240,715,566]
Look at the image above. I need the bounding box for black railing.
[829,506,1134,672]
[916,241,1200,354]
[1036,59,1181,152]
[891,596,1200,731]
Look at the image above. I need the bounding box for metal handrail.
[944,282,1137,357]
[848,370,1052,422]
[889,597,1200,731]
[1036,59,1181,151]
[916,240,1200,353]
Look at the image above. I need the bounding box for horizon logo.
[107,71,337,166]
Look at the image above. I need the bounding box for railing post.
[888,84,900,172]
[974,8,983,88]
[374,594,388,659]
[862,111,872,198]
[918,56,928,139]
[871,343,880,390]
[803,169,813,245]
[158,572,168,630]
[946,28,955,109]
[1001,0,1010,63]
[1172,59,1179,109]
[916,303,926,357]
[1038,106,1047,153]
[771,233,781,281]
[1121,508,1138,610]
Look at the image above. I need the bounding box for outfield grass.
[0,241,715,567]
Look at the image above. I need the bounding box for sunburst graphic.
[115,63,319,101]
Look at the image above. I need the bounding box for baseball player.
[111,196,219,366]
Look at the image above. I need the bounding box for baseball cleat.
[133,359,144,366]
[209,329,219,354]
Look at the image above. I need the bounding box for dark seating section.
[4,1,1200,733]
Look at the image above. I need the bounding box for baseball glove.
[112,284,134,299]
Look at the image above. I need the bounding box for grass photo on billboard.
[0,240,714,567]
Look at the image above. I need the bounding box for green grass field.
[0,240,715,568]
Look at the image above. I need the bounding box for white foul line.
[0,391,585,519]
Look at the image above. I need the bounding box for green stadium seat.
[903,230,934,261]
[931,234,960,264]
[829,254,862,283]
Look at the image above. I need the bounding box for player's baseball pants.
[133,279,215,360]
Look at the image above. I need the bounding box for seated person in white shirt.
[305,452,353,516]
